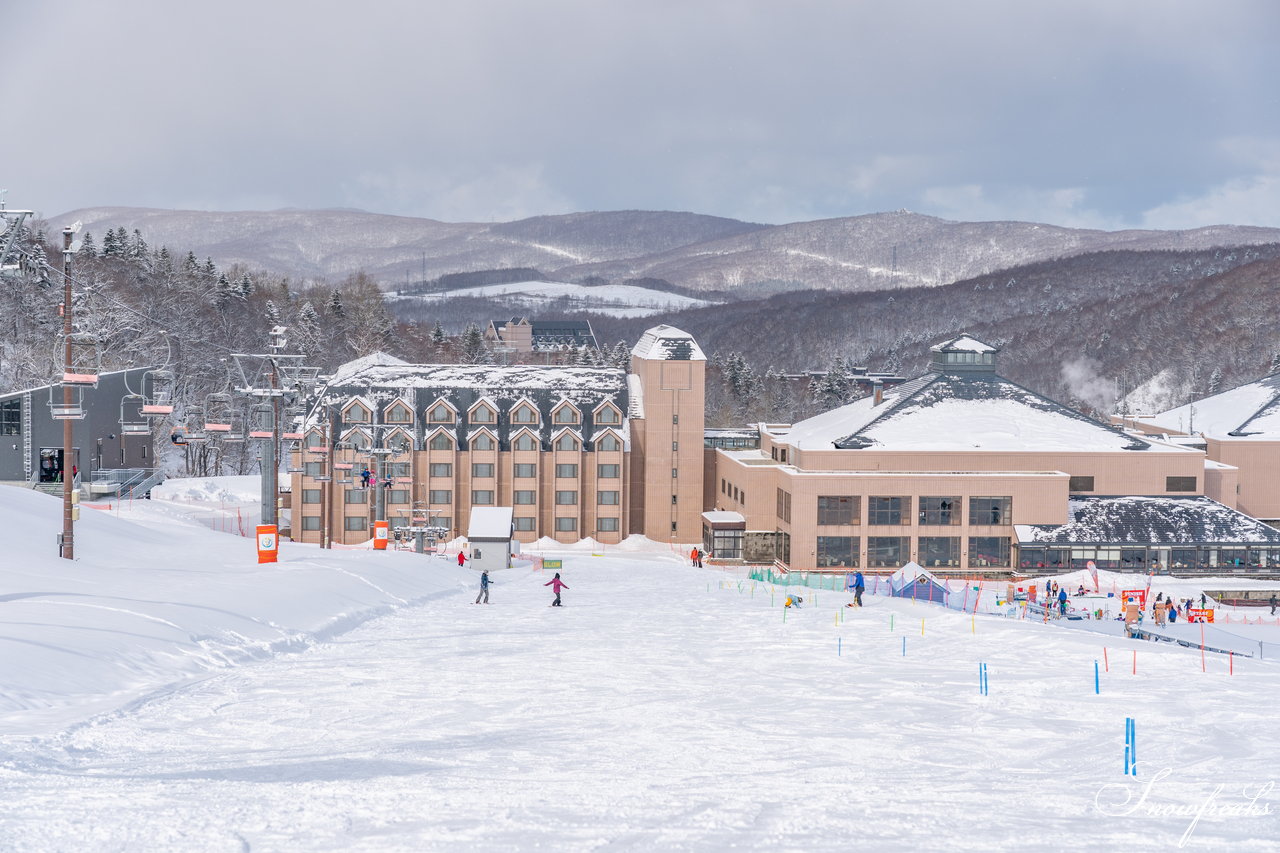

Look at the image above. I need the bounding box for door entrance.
[38,448,63,483]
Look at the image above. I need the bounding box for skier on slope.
[457,550,466,568]
[475,569,490,604]
[853,571,865,607]
[545,572,569,606]
[1057,586,1068,616]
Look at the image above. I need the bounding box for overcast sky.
[3,0,1278,229]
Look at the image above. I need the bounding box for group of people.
[466,560,569,607]
[1148,592,1213,626]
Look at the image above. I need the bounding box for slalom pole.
[1200,624,1206,672]
[1104,646,1109,672]
[1132,649,1137,675]
[902,636,906,657]
[1094,660,1100,694]
[921,618,925,636]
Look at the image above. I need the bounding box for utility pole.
[61,226,75,560]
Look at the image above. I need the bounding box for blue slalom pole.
[838,637,842,657]
[1095,660,1100,695]
[902,636,906,657]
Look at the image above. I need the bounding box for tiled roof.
[1014,496,1280,545]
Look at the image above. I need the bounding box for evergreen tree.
[1270,353,1280,375]
[327,288,345,317]
[461,322,491,364]
[214,273,235,310]
[101,228,120,257]
[611,340,631,371]
[1208,367,1223,396]
[203,257,217,276]
[237,273,254,299]
[183,251,200,275]
[128,229,148,260]
[155,246,173,274]
[78,232,97,258]
[264,299,281,327]
[295,301,322,357]
[430,320,447,345]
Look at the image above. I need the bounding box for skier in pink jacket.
[544,572,569,606]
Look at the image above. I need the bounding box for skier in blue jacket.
[853,571,866,607]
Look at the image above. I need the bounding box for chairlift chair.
[203,391,234,434]
[120,394,150,435]
[247,402,274,439]
[184,405,209,443]
[48,384,86,420]
[223,409,246,442]
[61,332,102,387]
[141,368,175,416]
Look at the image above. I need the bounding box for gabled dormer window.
[511,403,538,424]
[304,428,324,449]
[428,432,454,451]
[553,403,580,425]
[385,400,413,424]
[555,433,579,452]
[512,430,539,452]
[471,432,495,451]
[470,402,496,424]
[385,427,414,453]
[597,433,621,452]
[342,428,372,450]
[341,399,371,423]
[595,404,621,425]
[428,401,455,423]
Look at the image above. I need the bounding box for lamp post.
[60,226,76,559]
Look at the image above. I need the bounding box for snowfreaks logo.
[1095,768,1274,847]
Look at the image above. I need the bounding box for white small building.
[467,507,514,572]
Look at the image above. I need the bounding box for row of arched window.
[339,396,622,428]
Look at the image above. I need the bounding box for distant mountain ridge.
[46,206,1280,293]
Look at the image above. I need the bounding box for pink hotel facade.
[290,326,1280,576]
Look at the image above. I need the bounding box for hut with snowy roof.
[467,507,515,572]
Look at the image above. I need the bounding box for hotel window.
[598,517,619,532]
[513,433,539,451]
[721,479,727,494]
[511,406,538,424]
[471,433,495,451]
[598,491,620,505]
[343,404,370,423]
[555,517,577,532]
[555,491,578,505]
[429,433,453,451]
[429,490,451,504]
[867,536,910,568]
[598,434,621,452]
[918,497,960,526]
[387,433,412,453]
[598,464,619,479]
[388,489,409,504]
[776,488,791,523]
[968,497,1012,526]
[515,463,537,478]
[555,463,578,478]
[471,406,495,424]
[514,516,536,531]
[672,441,679,451]
[0,400,20,435]
[555,434,579,451]
[472,490,494,505]
[385,402,412,423]
[514,490,536,505]
[304,430,323,449]
[430,463,452,478]
[387,462,410,478]
[596,407,620,424]
[919,536,961,568]
[301,516,321,531]
[345,490,367,504]
[472,463,494,478]
[817,496,859,526]
[553,407,579,425]
[969,536,1011,567]
[868,496,909,525]
[304,461,323,477]
[302,489,321,504]
[817,536,858,568]
[429,404,454,423]
[1166,476,1197,492]
[1068,476,1095,492]
[344,516,368,531]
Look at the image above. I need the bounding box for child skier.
[784,594,803,609]
[475,569,490,604]
[545,572,569,606]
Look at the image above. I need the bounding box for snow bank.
[0,487,471,735]
[150,475,262,504]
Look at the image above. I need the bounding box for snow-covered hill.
[389,279,716,317]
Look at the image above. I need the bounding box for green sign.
[543,559,563,569]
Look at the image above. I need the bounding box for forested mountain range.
[48,207,1280,295]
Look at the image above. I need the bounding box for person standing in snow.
[1270,594,1277,616]
[457,550,466,568]
[853,571,865,607]
[475,569,490,604]
[545,572,569,606]
[690,547,702,567]
[1057,586,1068,616]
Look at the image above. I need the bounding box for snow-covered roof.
[930,333,998,354]
[326,352,409,387]
[468,507,514,540]
[627,373,644,419]
[323,362,624,394]
[1014,496,1280,545]
[631,325,706,361]
[701,511,745,525]
[1144,373,1280,439]
[780,371,1177,453]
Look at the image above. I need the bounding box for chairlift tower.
[232,326,319,527]
[0,193,36,279]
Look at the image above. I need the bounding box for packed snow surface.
[391,280,714,318]
[1,486,1278,849]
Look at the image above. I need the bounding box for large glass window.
[471,406,495,423]
[868,496,909,526]
[302,489,321,504]
[968,497,1012,526]
[428,433,453,451]
[919,536,961,568]
[817,536,859,568]
[555,434,579,451]
[918,497,959,526]
[388,489,409,504]
[513,433,539,451]
[429,490,451,504]
[1,399,21,435]
[555,517,577,532]
[301,516,321,531]
[472,463,494,478]
[1019,547,1069,570]
[511,406,538,424]
[514,516,536,531]
[817,496,859,526]
[596,407,621,424]
[598,434,621,452]
[345,490,367,504]
[304,461,323,477]
[555,491,578,505]
[514,490,536,504]
[969,536,1011,567]
[471,433,495,451]
[1166,476,1196,492]
[598,464,620,478]
[555,464,578,478]
[598,491,619,505]
[598,517,620,532]
[514,463,536,478]
[385,402,412,423]
[775,529,791,564]
[472,490,494,505]
[386,462,410,478]
[554,407,579,424]
[344,516,367,531]
[776,488,791,523]
[429,404,453,423]
[430,463,452,478]
[867,536,909,567]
